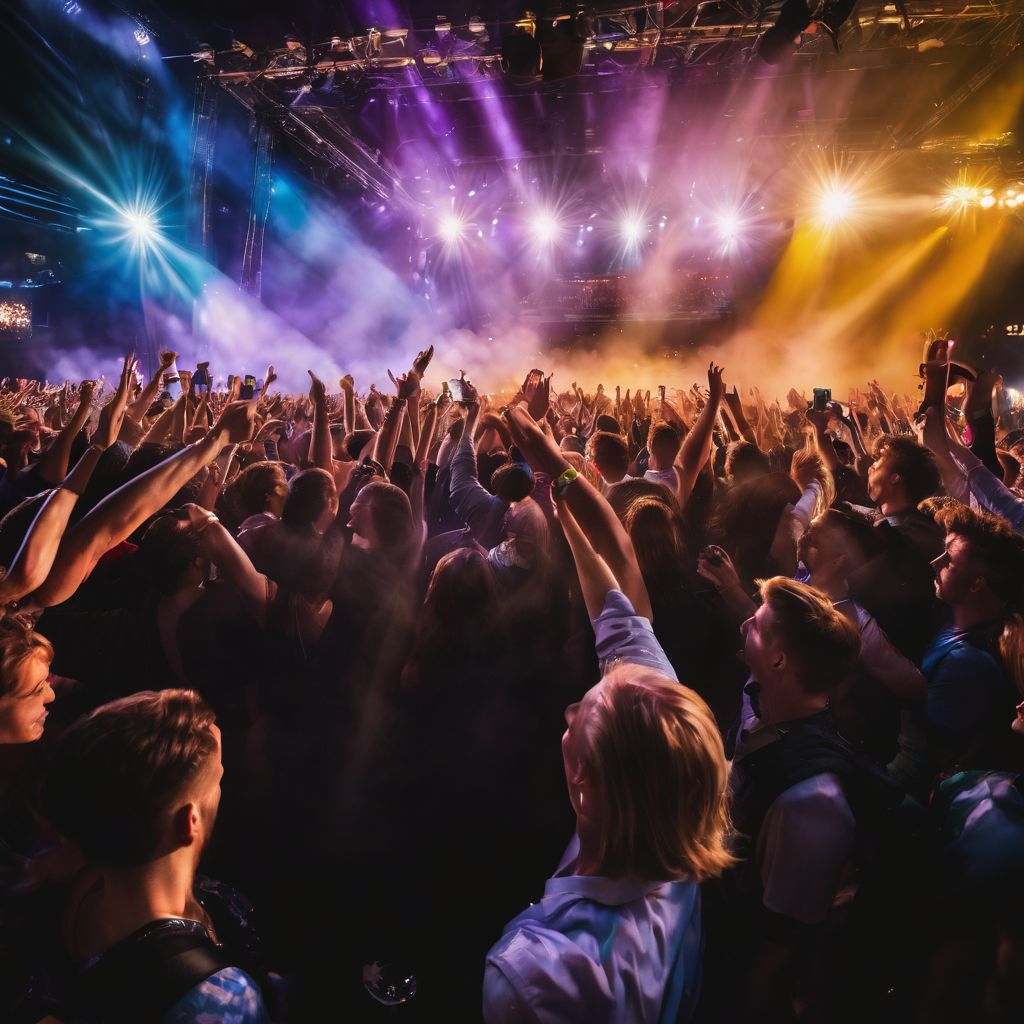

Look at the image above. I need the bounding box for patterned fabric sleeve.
[162,967,270,1024]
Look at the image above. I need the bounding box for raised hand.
[212,401,256,446]
[527,372,552,421]
[696,544,742,592]
[707,362,726,404]
[93,352,137,449]
[339,374,355,394]
[264,364,278,389]
[308,370,327,405]
[159,350,178,370]
[411,345,434,378]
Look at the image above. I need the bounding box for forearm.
[372,401,404,471]
[810,422,841,473]
[310,398,332,472]
[676,396,721,503]
[559,503,620,621]
[343,388,355,434]
[0,446,105,602]
[197,520,270,624]
[40,397,91,484]
[415,405,438,468]
[34,433,222,607]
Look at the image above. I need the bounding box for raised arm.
[503,405,651,620]
[805,406,842,474]
[33,402,255,608]
[308,371,332,473]
[675,363,726,505]
[38,379,96,485]
[127,350,175,423]
[186,504,274,628]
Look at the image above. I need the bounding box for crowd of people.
[0,338,1022,1023]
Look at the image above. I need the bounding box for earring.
[578,790,584,809]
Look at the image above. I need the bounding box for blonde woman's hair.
[581,664,735,882]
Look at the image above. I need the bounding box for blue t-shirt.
[923,625,1006,732]
[164,966,269,1024]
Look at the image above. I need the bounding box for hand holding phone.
[812,387,832,411]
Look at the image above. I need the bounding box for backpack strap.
[71,919,239,1024]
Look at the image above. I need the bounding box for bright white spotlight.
[818,185,855,225]
[438,213,466,243]
[979,194,997,209]
[528,210,560,245]
[716,209,743,244]
[619,216,646,245]
[134,27,151,46]
[117,203,162,252]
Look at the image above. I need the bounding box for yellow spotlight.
[980,194,997,209]
[941,184,979,211]
[818,185,856,225]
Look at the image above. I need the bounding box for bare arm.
[554,498,621,621]
[189,505,273,628]
[675,363,726,506]
[38,381,95,485]
[33,402,255,608]
[308,371,333,473]
[503,405,651,620]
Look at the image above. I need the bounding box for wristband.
[552,466,580,495]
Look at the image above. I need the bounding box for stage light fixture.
[716,209,743,244]
[117,202,162,253]
[528,210,560,245]
[979,194,996,209]
[134,27,151,46]
[619,216,646,245]
[62,0,81,15]
[818,185,855,225]
[941,184,979,212]
[438,213,466,243]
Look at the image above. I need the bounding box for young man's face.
[741,602,785,686]
[931,533,981,607]
[866,447,898,505]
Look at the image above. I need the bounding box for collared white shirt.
[483,836,702,1023]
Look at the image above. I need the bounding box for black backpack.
[68,918,244,1024]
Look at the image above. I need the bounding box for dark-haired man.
[38,689,269,1023]
[914,504,1024,789]
[849,435,945,661]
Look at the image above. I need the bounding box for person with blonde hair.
[484,407,733,1024]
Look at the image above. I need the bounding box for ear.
[772,650,787,672]
[173,802,200,848]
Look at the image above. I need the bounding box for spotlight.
[62,0,81,15]
[817,185,855,225]
[118,203,161,252]
[716,209,743,244]
[619,216,646,245]
[941,184,979,212]
[438,213,465,243]
[979,194,997,209]
[528,210,560,245]
[134,27,151,46]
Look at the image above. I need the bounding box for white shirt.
[483,836,702,1024]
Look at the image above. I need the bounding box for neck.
[952,600,1003,631]
[879,497,912,518]
[89,851,196,951]
[758,679,828,728]
[808,572,848,602]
